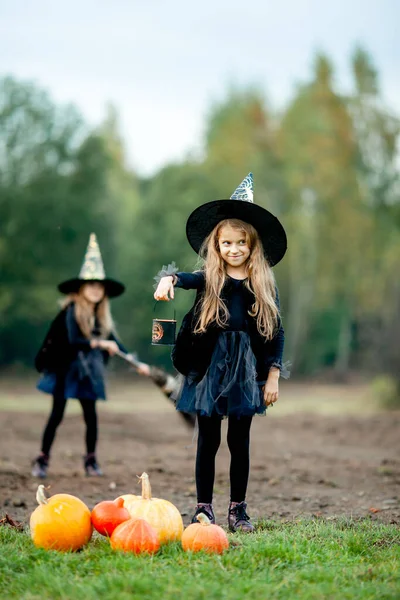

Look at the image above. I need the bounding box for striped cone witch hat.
[58,233,125,297]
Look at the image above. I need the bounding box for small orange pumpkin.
[30,485,92,552]
[181,513,229,554]
[91,498,130,537]
[110,518,160,554]
[125,473,183,544]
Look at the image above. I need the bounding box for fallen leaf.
[0,514,24,531]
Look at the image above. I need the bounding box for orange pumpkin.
[91,498,130,537]
[30,485,92,552]
[125,473,183,544]
[181,513,229,554]
[110,518,160,554]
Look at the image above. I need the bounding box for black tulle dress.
[37,304,127,402]
[175,275,274,418]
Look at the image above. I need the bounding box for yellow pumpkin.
[125,473,183,544]
[30,485,92,552]
[116,493,139,507]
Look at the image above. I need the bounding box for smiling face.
[218,224,251,271]
[80,281,106,304]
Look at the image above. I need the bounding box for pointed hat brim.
[57,278,125,298]
[186,199,287,266]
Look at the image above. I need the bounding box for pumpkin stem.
[138,472,152,500]
[196,513,211,526]
[36,485,48,505]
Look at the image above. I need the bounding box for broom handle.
[115,349,141,369]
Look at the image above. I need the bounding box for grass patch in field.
[0,377,381,416]
[1,519,399,599]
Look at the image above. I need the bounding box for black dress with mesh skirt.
[171,272,288,418]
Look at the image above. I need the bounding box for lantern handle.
[153,300,176,322]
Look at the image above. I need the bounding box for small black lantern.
[152,304,176,346]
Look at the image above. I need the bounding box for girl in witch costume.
[32,234,146,478]
[154,173,289,532]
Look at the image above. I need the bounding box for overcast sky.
[1,0,398,175]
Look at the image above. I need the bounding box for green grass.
[1,520,399,599]
[0,377,381,416]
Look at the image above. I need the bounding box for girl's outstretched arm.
[154,267,204,300]
[174,271,204,290]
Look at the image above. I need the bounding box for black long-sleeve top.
[173,271,285,378]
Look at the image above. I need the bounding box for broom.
[115,350,195,428]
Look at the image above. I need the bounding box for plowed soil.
[1,376,399,527]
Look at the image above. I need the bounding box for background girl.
[32,234,143,478]
[154,173,288,532]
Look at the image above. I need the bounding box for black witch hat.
[186,173,287,266]
[58,233,125,298]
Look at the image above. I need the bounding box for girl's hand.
[263,369,280,406]
[97,340,119,355]
[154,276,175,301]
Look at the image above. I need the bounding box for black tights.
[196,414,253,504]
[41,396,98,457]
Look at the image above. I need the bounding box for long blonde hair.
[194,219,279,339]
[61,289,115,339]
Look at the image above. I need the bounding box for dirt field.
[1,375,399,527]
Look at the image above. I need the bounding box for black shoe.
[84,453,103,477]
[31,454,49,479]
[191,503,216,524]
[228,501,254,533]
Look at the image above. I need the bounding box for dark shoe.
[31,454,49,479]
[191,503,216,524]
[84,453,103,477]
[228,501,255,533]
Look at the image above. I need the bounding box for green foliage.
[0,520,399,599]
[278,52,366,376]
[0,77,119,365]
